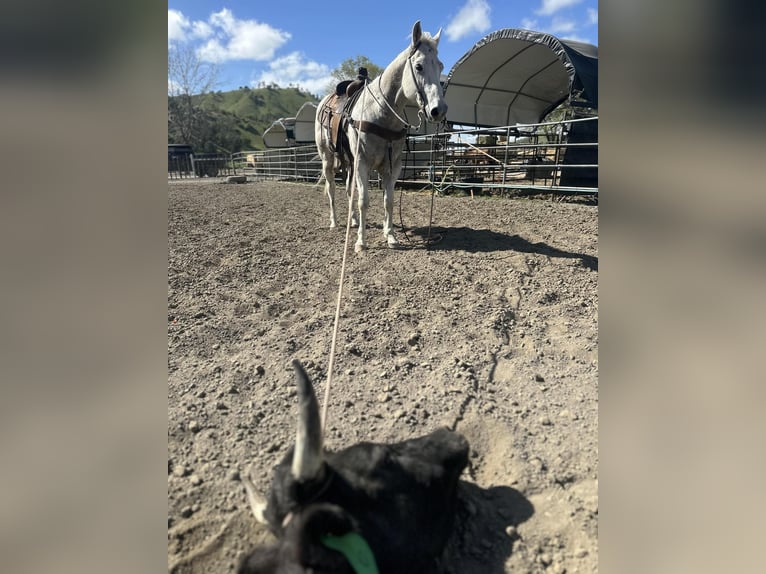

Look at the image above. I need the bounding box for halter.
[359,42,434,132]
[406,41,431,121]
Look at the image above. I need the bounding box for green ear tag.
[320,532,380,574]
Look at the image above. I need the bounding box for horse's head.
[402,21,447,123]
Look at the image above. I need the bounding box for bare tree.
[168,45,219,148]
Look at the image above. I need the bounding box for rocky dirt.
[168,179,598,573]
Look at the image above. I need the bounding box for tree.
[326,55,383,94]
[196,111,244,154]
[168,45,219,150]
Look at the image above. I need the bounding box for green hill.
[169,86,319,152]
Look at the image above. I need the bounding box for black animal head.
[239,360,470,573]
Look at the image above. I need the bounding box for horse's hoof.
[386,235,399,248]
[330,223,337,229]
[355,243,367,253]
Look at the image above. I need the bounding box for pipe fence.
[172,116,597,195]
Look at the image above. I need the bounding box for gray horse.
[315,21,447,252]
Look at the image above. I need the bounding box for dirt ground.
[167,179,598,573]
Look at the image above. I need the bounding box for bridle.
[406,42,430,121]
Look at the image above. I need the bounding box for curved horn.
[242,463,269,524]
[290,359,324,481]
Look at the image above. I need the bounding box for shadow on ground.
[406,226,597,271]
[171,482,535,574]
[443,481,534,573]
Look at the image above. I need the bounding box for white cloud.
[557,33,590,43]
[168,8,290,62]
[196,39,229,64]
[549,17,577,35]
[253,52,334,97]
[168,9,189,43]
[521,18,539,31]
[445,0,492,42]
[536,0,583,16]
[521,14,592,43]
[199,9,290,62]
[190,21,213,40]
[587,8,598,25]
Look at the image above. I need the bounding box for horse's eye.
[415,63,423,72]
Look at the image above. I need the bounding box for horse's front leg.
[345,168,359,227]
[382,173,399,248]
[355,165,370,252]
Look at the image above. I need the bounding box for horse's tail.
[333,153,346,173]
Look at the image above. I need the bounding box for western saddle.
[317,71,368,168]
[318,67,408,170]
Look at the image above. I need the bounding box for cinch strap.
[352,119,407,141]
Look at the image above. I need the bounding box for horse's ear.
[412,21,422,47]
[433,28,442,45]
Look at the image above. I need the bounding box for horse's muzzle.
[430,101,448,122]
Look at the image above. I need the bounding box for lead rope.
[321,85,367,434]
[397,120,446,249]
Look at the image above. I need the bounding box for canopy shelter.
[443,29,598,127]
[262,117,295,148]
[294,101,318,144]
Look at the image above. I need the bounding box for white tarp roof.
[294,101,317,143]
[443,28,598,127]
[262,117,295,148]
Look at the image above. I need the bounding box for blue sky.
[168,0,598,96]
